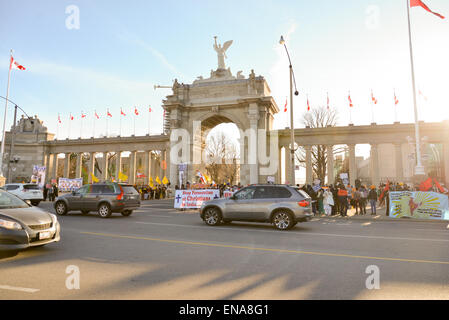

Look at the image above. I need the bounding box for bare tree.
[295,106,345,183]
[205,132,240,184]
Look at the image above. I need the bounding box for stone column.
[143,151,150,184]
[52,154,58,182]
[64,153,71,178]
[327,145,334,185]
[284,146,292,184]
[165,148,171,185]
[443,142,449,184]
[102,152,109,181]
[394,143,404,181]
[277,146,283,184]
[115,151,122,181]
[370,144,380,186]
[348,144,356,186]
[248,103,260,184]
[88,152,95,183]
[46,153,54,182]
[129,151,137,185]
[305,145,313,185]
[75,153,82,179]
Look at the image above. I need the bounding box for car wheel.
[81,210,89,215]
[203,207,222,226]
[272,211,294,230]
[55,201,68,216]
[98,203,112,218]
[121,210,133,216]
[31,200,40,206]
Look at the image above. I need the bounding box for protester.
[359,185,368,215]
[337,184,348,216]
[368,185,378,215]
[323,187,334,216]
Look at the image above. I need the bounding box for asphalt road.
[0,199,448,300]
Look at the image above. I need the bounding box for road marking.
[135,214,173,218]
[134,221,449,243]
[0,285,40,293]
[81,231,449,265]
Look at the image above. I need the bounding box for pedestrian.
[48,184,54,202]
[359,185,368,215]
[317,188,325,215]
[337,184,348,216]
[353,188,361,215]
[323,187,334,216]
[368,185,378,215]
[43,184,48,201]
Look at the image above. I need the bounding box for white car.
[3,183,44,206]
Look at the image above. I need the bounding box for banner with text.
[174,189,220,209]
[389,191,449,220]
[30,165,46,188]
[58,178,83,192]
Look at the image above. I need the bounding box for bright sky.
[1,0,448,143]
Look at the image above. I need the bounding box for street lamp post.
[279,36,299,185]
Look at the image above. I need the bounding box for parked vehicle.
[200,184,313,230]
[0,189,60,251]
[3,183,44,206]
[54,183,140,218]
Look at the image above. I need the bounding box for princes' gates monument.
[2,39,449,187]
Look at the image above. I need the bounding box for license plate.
[39,231,52,240]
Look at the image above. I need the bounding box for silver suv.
[200,184,313,230]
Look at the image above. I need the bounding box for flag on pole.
[410,0,445,19]
[283,98,287,112]
[371,90,378,104]
[149,176,154,188]
[58,114,61,123]
[155,176,161,184]
[121,108,126,116]
[307,96,310,111]
[10,56,26,71]
[70,113,74,120]
[118,171,128,181]
[348,93,354,107]
[134,106,139,115]
[418,89,428,101]
[394,90,399,105]
[149,106,152,112]
[326,92,330,109]
[94,110,99,119]
[91,173,99,183]
[162,176,169,185]
[81,111,86,118]
[107,109,112,117]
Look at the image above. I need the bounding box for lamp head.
[279,36,285,45]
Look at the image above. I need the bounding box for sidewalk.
[319,205,449,224]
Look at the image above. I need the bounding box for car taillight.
[116,185,124,200]
[298,200,309,207]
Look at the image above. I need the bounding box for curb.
[320,214,448,224]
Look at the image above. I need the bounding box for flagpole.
[80,112,83,139]
[56,114,59,139]
[68,114,71,139]
[106,109,109,137]
[406,0,425,176]
[93,110,96,138]
[134,110,136,136]
[370,90,375,124]
[0,50,13,177]
[394,89,398,123]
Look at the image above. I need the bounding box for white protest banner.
[174,189,220,209]
[30,165,46,188]
[389,191,449,220]
[58,178,83,192]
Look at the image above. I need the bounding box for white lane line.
[135,214,173,218]
[135,221,449,243]
[0,285,40,293]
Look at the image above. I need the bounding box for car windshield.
[0,190,29,209]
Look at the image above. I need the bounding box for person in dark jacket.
[368,185,378,215]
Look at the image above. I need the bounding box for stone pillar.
[443,142,449,184]
[277,146,282,184]
[129,151,137,185]
[305,145,313,184]
[64,153,71,178]
[327,145,334,185]
[165,148,171,185]
[46,153,53,182]
[248,103,260,184]
[102,152,109,181]
[143,151,150,184]
[52,154,58,182]
[88,152,95,183]
[284,146,292,184]
[348,144,356,186]
[43,153,50,182]
[115,151,122,181]
[370,144,380,186]
[394,143,404,182]
[75,153,82,179]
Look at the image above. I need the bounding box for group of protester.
[43,184,59,202]
[135,184,170,200]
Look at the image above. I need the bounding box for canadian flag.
[10,56,26,71]
[411,0,445,19]
[81,111,86,118]
[371,90,378,104]
[134,106,139,115]
[307,97,311,111]
[58,114,61,124]
[121,108,126,116]
[327,92,330,109]
[348,93,354,108]
[149,106,152,112]
[283,98,287,112]
[107,109,112,117]
[95,111,99,119]
[394,91,399,105]
[70,113,74,121]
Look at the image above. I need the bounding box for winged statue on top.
[213,36,233,70]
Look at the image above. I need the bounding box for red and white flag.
[418,89,428,101]
[283,98,287,112]
[81,111,86,118]
[411,0,445,19]
[10,56,26,71]
[149,105,152,112]
[58,114,61,124]
[107,109,112,117]
[121,108,126,116]
[348,93,354,107]
[326,92,330,109]
[371,90,378,104]
[134,106,139,116]
[307,96,311,111]
[94,111,99,119]
[394,91,399,105]
[70,113,74,121]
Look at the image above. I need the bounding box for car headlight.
[0,218,23,230]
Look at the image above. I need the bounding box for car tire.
[31,200,41,206]
[55,201,68,216]
[81,210,89,215]
[203,207,222,226]
[98,203,112,218]
[272,210,294,230]
[121,210,133,216]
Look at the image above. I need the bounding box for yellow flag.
[155,176,161,184]
[149,176,154,188]
[162,176,169,184]
[118,171,128,181]
[91,173,99,183]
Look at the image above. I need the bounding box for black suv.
[54,183,140,218]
